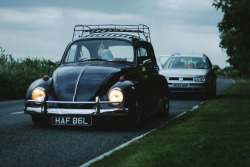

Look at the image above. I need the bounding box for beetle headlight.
[32,87,46,102]
[194,76,206,82]
[108,88,123,105]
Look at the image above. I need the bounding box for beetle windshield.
[64,40,134,63]
[163,57,208,69]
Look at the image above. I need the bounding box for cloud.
[0,8,63,27]
[64,8,143,24]
[0,0,229,68]
[0,7,144,61]
[156,0,222,26]
[158,0,212,10]
[0,7,143,30]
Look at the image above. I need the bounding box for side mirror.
[49,60,59,66]
[47,60,59,75]
[212,66,219,71]
[154,66,159,71]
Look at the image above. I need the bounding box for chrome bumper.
[24,97,129,116]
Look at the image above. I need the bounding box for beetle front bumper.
[24,97,129,116]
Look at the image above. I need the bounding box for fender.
[25,78,53,100]
[109,80,139,107]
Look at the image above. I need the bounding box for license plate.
[51,116,92,126]
[173,83,188,88]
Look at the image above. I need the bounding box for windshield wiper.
[109,60,132,63]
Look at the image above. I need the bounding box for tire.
[158,76,170,116]
[31,115,50,127]
[163,96,170,116]
[128,96,143,129]
[161,94,170,116]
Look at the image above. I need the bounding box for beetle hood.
[52,61,132,101]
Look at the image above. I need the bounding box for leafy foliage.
[213,0,250,74]
[0,48,57,100]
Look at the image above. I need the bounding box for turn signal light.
[43,75,49,81]
[119,76,125,82]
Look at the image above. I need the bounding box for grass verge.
[89,79,250,167]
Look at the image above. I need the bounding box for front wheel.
[128,96,143,129]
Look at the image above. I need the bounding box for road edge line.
[79,128,156,167]
[10,111,24,115]
[79,101,205,167]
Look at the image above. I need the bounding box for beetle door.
[137,42,159,116]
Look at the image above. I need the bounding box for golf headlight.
[195,76,206,82]
[32,87,46,102]
[108,88,123,105]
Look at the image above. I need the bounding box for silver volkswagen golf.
[159,54,217,99]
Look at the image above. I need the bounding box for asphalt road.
[0,79,233,167]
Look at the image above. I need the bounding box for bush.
[0,48,57,100]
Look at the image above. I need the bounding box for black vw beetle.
[24,24,169,128]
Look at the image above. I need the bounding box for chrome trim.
[95,96,100,114]
[25,107,128,115]
[24,97,128,116]
[73,64,90,101]
[26,99,121,104]
[49,108,96,114]
[25,107,43,113]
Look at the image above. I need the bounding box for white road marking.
[190,105,199,111]
[79,129,156,167]
[10,111,24,115]
[79,101,205,167]
[171,111,187,121]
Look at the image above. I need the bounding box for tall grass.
[0,48,57,100]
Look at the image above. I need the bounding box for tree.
[213,0,250,74]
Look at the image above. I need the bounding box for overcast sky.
[0,0,229,68]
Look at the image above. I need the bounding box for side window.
[138,47,150,63]
[140,48,148,58]
[79,46,90,60]
[138,45,156,70]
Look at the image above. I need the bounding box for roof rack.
[72,24,151,42]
